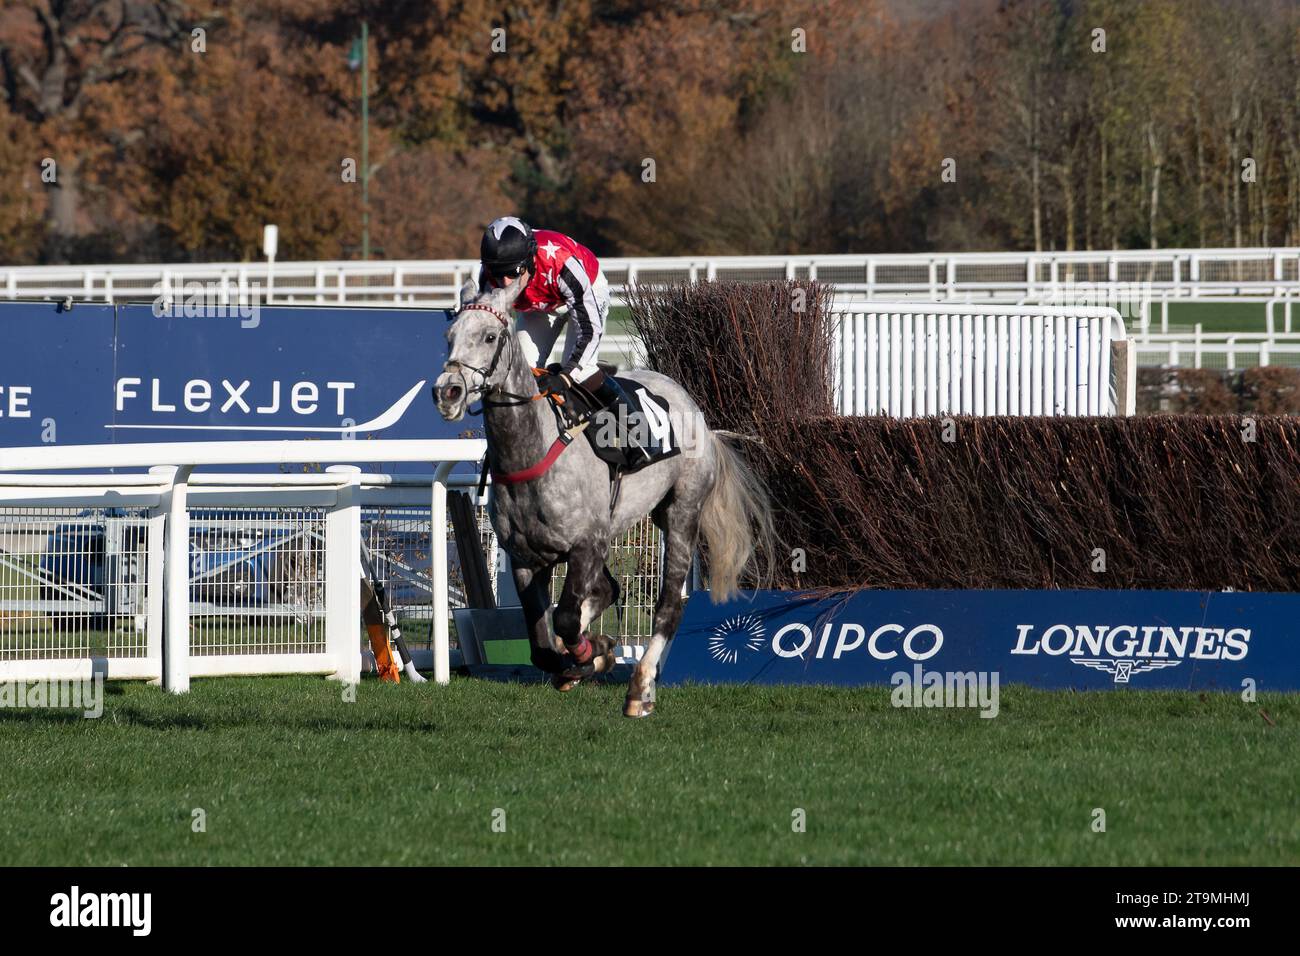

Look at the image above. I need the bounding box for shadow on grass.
[0,708,99,726]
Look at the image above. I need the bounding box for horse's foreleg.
[515,564,562,674]
[626,512,699,718]
[552,544,618,683]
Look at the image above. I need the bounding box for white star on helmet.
[489,216,527,240]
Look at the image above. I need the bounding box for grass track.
[1,676,1296,866]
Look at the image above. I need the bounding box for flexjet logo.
[1011,623,1251,683]
[108,377,425,433]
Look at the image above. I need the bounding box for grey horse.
[433,281,774,717]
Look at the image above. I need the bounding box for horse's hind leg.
[625,504,699,718]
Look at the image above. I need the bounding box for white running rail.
[3,247,1297,308]
[0,439,485,692]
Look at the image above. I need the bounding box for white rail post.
[146,467,171,684]
[162,464,194,693]
[324,465,362,685]
[431,461,455,684]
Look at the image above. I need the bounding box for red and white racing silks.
[480,229,606,376]
[517,230,603,375]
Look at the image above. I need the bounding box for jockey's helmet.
[481,216,537,280]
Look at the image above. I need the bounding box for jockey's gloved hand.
[536,364,574,394]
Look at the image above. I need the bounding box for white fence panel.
[0,439,484,691]
[831,302,1129,417]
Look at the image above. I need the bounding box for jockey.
[474,216,629,411]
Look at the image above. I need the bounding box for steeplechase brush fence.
[747,414,1300,592]
[626,280,1300,593]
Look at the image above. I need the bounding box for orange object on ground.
[367,623,401,683]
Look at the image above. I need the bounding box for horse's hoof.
[590,634,617,674]
[553,674,583,692]
[623,698,655,719]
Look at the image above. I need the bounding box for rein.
[489,419,589,486]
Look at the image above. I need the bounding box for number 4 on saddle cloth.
[538,365,680,473]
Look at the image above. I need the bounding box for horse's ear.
[457,278,477,309]
[491,280,525,310]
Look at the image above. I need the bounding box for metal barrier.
[0,440,484,691]
[831,302,1133,417]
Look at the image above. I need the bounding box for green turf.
[1,676,1295,866]
[1144,300,1287,334]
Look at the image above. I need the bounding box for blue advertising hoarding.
[0,300,474,470]
[663,587,1300,691]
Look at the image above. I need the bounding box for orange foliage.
[0,0,1297,262]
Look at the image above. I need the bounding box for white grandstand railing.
[3,247,1298,308]
[831,302,1133,417]
[0,439,485,693]
[1132,328,1300,370]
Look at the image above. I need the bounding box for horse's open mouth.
[434,375,467,421]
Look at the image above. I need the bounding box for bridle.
[443,302,556,408]
[442,303,516,405]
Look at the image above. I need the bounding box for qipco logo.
[771,622,943,662]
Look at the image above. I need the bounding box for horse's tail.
[699,431,777,603]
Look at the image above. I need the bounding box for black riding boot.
[589,373,624,409]
[589,375,653,465]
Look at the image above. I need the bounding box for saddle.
[539,367,680,474]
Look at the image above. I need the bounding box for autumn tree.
[0,0,195,259]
